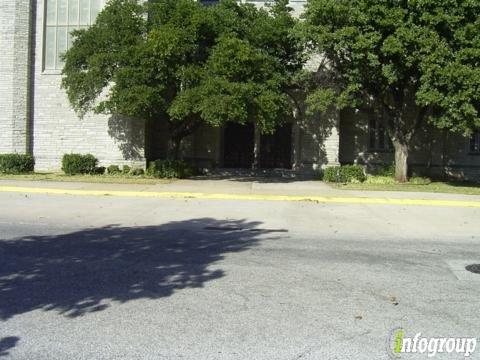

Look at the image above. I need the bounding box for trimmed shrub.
[323,167,337,182]
[146,159,194,179]
[376,163,395,177]
[130,168,144,176]
[122,165,131,174]
[323,165,366,183]
[0,153,35,174]
[107,165,121,174]
[94,166,106,175]
[62,154,98,175]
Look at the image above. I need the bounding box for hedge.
[323,165,366,183]
[107,165,121,174]
[146,159,194,179]
[0,153,35,174]
[62,153,98,175]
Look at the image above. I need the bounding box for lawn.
[0,173,174,185]
[332,181,480,196]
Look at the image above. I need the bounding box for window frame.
[43,0,104,72]
[368,117,393,152]
[469,131,480,155]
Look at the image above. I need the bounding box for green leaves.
[62,0,303,140]
[61,0,145,117]
[303,0,480,135]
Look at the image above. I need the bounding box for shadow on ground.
[191,176,312,183]
[0,218,270,320]
[186,164,318,183]
[0,337,19,357]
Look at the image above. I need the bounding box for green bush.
[323,165,366,183]
[323,167,337,182]
[122,165,131,174]
[0,153,35,174]
[95,166,106,175]
[62,153,98,175]
[130,168,144,176]
[375,163,395,177]
[146,159,194,179]
[107,165,121,174]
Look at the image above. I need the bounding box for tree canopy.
[62,0,304,159]
[303,0,480,181]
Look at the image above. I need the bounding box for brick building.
[1,0,479,179]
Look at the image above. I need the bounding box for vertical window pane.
[472,133,480,153]
[45,27,56,69]
[68,0,79,25]
[368,118,376,150]
[57,0,68,25]
[378,122,385,150]
[46,0,57,25]
[79,0,90,25]
[91,0,102,23]
[45,0,103,70]
[387,136,393,150]
[56,27,68,68]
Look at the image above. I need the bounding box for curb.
[1,186,480,208]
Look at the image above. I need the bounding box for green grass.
[331,181,480,195]
[0,172,174,185]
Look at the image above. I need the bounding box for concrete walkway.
[1,178,480,207]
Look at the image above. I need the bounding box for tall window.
[470,131,480,154]
[368,118,392,151]
[44,0,105,70]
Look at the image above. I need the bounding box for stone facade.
[0,0,32,154]
[340,109,480,181]
[0,0,478,180]
[30,0,146,171]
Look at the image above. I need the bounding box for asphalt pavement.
[0,188,479,359]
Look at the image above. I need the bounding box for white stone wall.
[0,2,15,153]
[293,109,340,172]
[0,0,31,154]
[31,0,146,171]
[1,0,331,173]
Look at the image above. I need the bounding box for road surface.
[0,191,479,359]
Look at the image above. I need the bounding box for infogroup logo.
[387,328,477,358]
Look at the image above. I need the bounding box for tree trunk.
[393,140,409,183]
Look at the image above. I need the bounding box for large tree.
[62,0,303,160]
[171,0,304,135]
[303,0,480,182]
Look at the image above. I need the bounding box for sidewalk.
[1,178,480,207]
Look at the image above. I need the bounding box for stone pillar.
[0,0,32,154]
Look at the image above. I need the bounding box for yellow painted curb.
[1,185,480,208]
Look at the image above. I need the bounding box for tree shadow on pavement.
[0,337,19,357]
[0,218,269,320]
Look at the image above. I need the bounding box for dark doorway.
[223,123,254,168]
[260,123,292,169]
